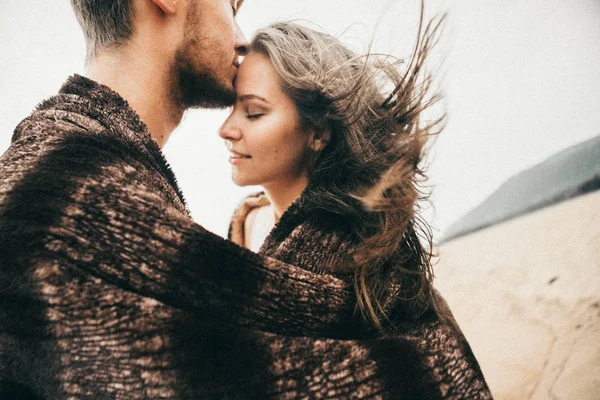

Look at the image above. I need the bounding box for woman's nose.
[219,120,242,141]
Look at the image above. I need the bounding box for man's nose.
[234,22,249,56]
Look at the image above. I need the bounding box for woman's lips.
[229,150,251,158]
[229,150,251,164]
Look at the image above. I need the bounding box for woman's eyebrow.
[238,94,270,104]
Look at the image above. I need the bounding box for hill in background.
[442,134,600,242]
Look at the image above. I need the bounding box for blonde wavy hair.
[250,11,445,329]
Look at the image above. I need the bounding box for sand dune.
[435,190,600,399]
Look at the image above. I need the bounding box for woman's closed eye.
[246,111,265,120]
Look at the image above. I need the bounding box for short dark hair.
[71,0,135,59]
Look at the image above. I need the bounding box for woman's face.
[219,52,312,188]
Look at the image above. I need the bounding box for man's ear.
[152,0,177,15]
[310,128,332,152]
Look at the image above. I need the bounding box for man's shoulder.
[1,75,187,213]
[10,94,102,146]
[9,74,146,147]
[1,87,134,184]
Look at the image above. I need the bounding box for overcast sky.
[1,0,599,239]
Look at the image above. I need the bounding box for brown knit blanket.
[0,75,492,399]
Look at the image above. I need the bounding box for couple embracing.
[0,0,492,398]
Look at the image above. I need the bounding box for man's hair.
[71,0,135,60]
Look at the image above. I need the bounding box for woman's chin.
[231,171,269,188]
[232,175,253,187]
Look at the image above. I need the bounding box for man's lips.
[231,60,239,78]
[232,56,241,71]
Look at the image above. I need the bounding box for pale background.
[1,0,599,240]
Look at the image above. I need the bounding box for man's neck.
[86,49,183,149]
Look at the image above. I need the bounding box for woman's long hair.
[250,8,445,330]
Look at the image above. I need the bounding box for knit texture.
[0,75,492,399]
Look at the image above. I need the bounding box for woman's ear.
[152,0,177,15]
[310,128,331,152]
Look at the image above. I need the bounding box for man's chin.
[177,70,235,109]
[183,85,235,109]
[186,95,234,109]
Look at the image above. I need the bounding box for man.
[0,1,492,398]
[74,0,249,147]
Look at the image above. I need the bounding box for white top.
[244,205,276,252]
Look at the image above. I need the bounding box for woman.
[219,20,492,397]
[222,19,442,329]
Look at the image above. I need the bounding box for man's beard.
[171,43,236,110]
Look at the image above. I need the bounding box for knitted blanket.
[0,75,492,399]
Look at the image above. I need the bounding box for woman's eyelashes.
[245,108,266,120]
